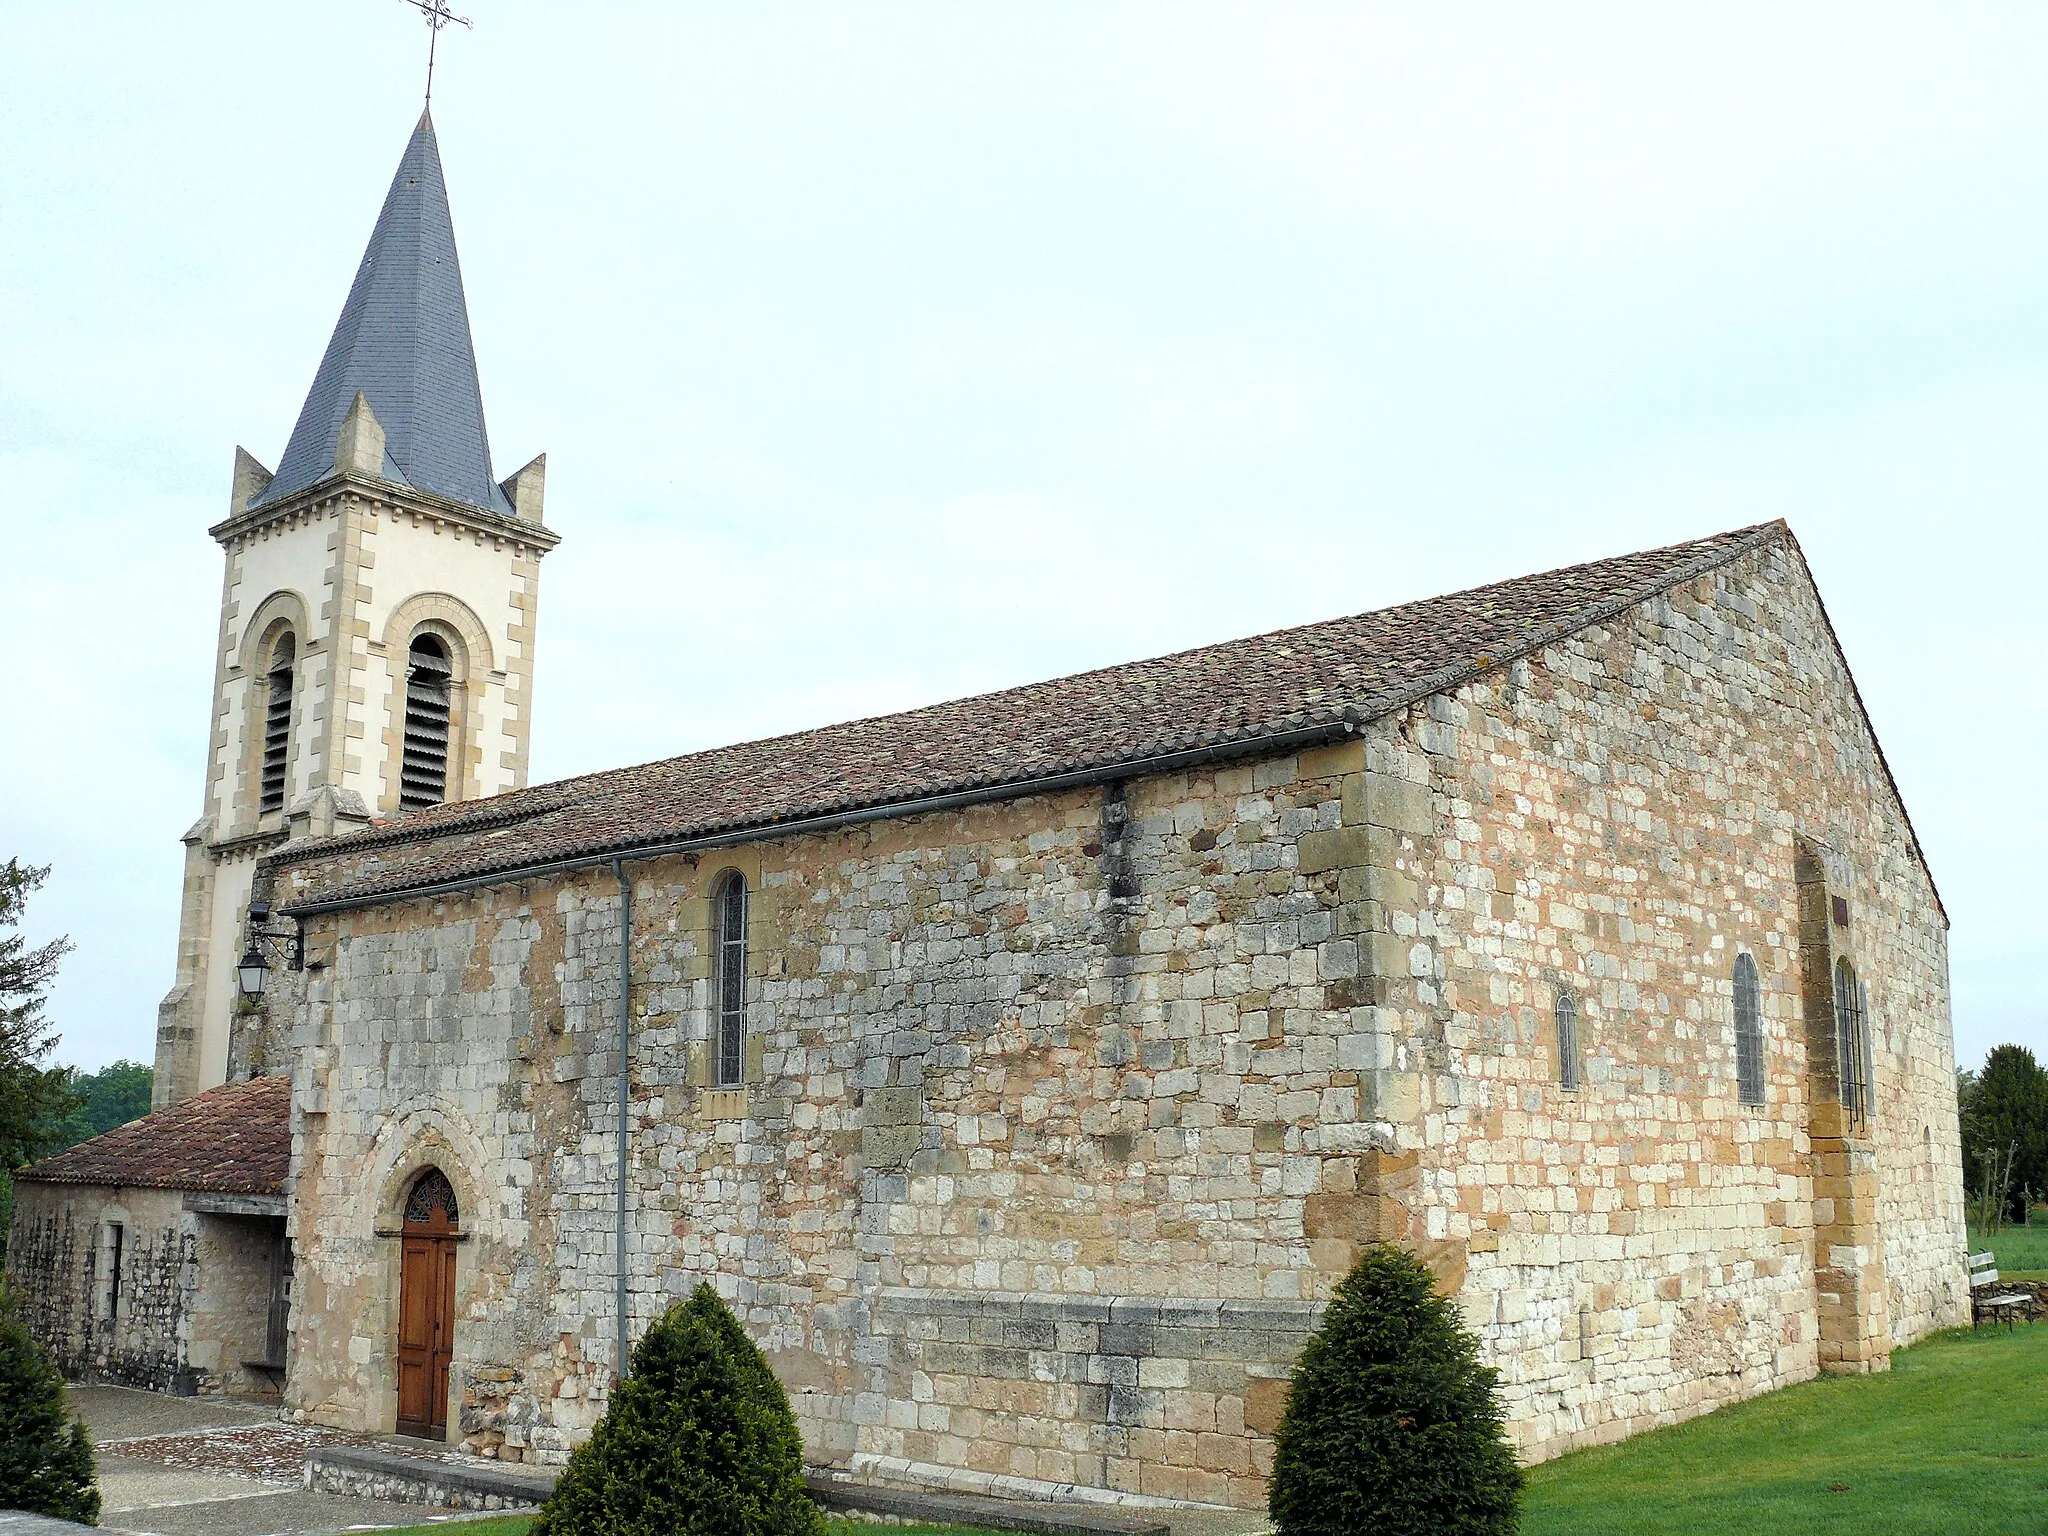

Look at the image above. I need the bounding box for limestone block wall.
[1393,538,1964,1460]
[6,1184,198,1393]
[281,747,1378,1506]
[867,1290,1322,1503]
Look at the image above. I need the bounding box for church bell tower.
[153,110,560,1106]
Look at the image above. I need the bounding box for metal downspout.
[613,858,631,1381]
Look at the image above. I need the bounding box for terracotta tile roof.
[14,1077,290,1195]
[277,523,1787,911]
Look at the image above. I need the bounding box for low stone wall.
[1978,1278,2048,1322]
[304,1443,552,1510]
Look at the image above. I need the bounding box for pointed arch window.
[259,632,296,815]
[1556,988,1582,1091]
[1833,958,1873,1124]
[1733,953,1765,1106]
[400,633,454,810]
[714,872,747,1088]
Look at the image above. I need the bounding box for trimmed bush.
[532,1282,825,1536]
[0,1282,100,1525]
[1268,1243,1521,1536]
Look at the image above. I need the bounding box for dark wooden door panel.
[431,1242,458,1435]
[397,1235,455,1438]
[399,1242,432,1351]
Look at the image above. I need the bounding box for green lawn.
[1974,1223,2048,1278]
[1523,1323,2048,1536]
[377,1329,2048,1536]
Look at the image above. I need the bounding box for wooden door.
[396,1169,459,1439]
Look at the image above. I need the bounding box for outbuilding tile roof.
[276,523,1790,911]
[14,1077,290,1196]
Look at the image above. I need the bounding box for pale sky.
[2,4,2041,1075]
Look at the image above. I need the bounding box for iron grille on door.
[259,634,295,814]
[400,634,454,810]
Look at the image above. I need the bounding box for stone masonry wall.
[276,534,1963,1507]
[1381,538,1965,1459]
[282,747,1377,1507]
[6,1184,199,1393]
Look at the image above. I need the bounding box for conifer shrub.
[532,1282,825,1536]
[0,1282,100,1525]
[1268,1243,1521,1536]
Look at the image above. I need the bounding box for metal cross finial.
[402,0,473,105]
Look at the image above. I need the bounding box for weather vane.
[402,0,473,105]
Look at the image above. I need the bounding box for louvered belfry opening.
[400,633,455,810]
[259,633,296,815]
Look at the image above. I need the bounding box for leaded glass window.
[1556,989,1581,1091]
[715,873,747,1087]
[404,1167,459,1229]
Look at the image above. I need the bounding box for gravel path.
[95,1423,377,1486]
[56,1386,478,1536]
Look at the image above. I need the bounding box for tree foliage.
[1960,1045,2048,1224]
[532,1283,825,1536]
[47,1060,154,1153]
[0,1282,100,1524]
[0,860,77,1174]
[1269,1244,1523,1536]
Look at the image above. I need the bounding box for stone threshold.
[301,1442,1175,1533]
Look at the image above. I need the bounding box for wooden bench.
[1969,1251,2032,1330]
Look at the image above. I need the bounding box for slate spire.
[254,110,512,516]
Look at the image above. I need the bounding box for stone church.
[8,107,1968,1513]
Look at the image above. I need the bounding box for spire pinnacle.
[253,114,511,517]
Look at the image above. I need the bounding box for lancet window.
[1833,957,1873,1124]
[1556,989,1582,1091]
[715,872,747,1088]
[1734,952,1765,1106]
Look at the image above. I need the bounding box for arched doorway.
[396,1168,458,1439]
